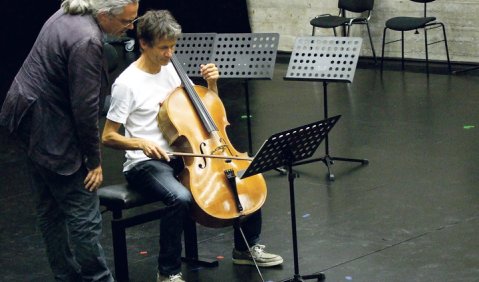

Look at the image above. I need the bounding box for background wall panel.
[247,0,479,62]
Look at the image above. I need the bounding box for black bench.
[98,183,218,282]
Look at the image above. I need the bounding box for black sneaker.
[232,244,283,267]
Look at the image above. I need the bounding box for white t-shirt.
[106,62,182,171]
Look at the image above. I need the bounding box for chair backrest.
[339,0,374,13]
[410,0,436,17]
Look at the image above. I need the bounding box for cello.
[158,55,267,228]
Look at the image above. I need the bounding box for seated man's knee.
[164,185,192,208]
[176,188,192,207]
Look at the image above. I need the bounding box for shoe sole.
[232,258,283,267]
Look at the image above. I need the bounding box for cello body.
[158,72,267,228]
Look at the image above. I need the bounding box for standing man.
[0,0,139,281]
[102,10,283,282]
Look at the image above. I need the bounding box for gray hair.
[61,0,139,16]
[137,10,182,48]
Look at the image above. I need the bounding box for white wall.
[246,0,479,62]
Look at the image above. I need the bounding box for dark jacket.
[0,9,109,175]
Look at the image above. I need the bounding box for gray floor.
[1,61,478,282]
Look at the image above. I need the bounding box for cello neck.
[170,55,218,133]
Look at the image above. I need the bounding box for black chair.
[380,0,451,74]
[310,0,377,63]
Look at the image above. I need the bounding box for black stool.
[98,183,218,282]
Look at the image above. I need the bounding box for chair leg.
[440,23,452,73]
[111,221,129,282]
[366,22,377,64]
[381,27,387,72]
[181,217,219,267]
[424,27,429,75]
[183,216,198,260]
[401,31,405,70]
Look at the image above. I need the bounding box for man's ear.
[138,39,148,50]
[96,12,110,27]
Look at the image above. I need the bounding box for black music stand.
[284,37,368,181]
[211,33,280,155]
[239,115,341,282]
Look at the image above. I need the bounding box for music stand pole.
[293,81,368,180]
[286,152,301,280]
[244,79,254,155]
[283,152,326,282]
[323,82,330,156]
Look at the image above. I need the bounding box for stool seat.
[310,15,350,28]
[98,183,159,210]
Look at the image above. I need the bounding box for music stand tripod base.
[284,36,369,181]
[279,273,325,282]
[295,154,369,181]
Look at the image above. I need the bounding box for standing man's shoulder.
[45,9,103,49]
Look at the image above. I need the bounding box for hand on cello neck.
[200,63,219,94]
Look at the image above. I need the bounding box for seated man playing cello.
[101,10,282,282]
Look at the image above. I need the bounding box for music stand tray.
[239,115,341,282]
[211,33,279,79]
[284,36,369,181]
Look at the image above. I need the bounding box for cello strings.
[171,55,218,133]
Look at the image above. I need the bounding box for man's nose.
[165,48,174,57]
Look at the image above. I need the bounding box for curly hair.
[61,0,140,16]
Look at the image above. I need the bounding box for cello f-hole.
[199,142,208,169]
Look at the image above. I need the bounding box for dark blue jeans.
[28,160,113,282]
[124,159,262,275]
